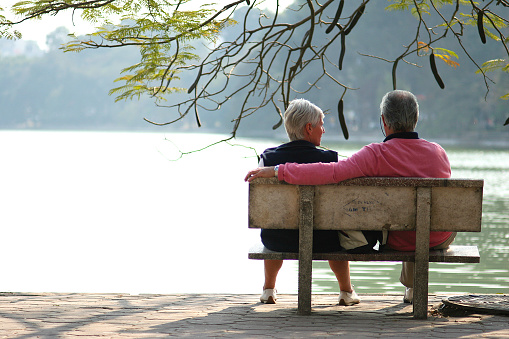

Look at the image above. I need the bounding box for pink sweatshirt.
[278,137,452,251]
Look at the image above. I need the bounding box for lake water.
[0,130,507,296]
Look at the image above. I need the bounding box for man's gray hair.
[284,98,324,141]
[380,90,419,132]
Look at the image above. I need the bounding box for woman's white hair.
[380,90,419,132]
[284,99,324,141]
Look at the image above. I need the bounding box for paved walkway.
[0,293,508,338]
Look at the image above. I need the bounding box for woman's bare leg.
[264,260,283,289]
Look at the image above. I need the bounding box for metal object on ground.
[441,295,509,316]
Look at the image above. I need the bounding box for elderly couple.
[245,90,456,306]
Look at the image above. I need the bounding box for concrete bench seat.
[248,177,483,319]
[249,244,480,263]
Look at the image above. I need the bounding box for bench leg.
[297,186,314,315]
[413,187,431,319]
[413,260,429,319]
[298,250,312,315]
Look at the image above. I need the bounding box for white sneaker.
[260,288,277,304]
[338,289,360,306]
[403,287,413,304]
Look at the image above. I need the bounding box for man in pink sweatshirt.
[245,90,456,303]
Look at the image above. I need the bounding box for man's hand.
[244,166,276,182]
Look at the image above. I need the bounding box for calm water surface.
[0,130,507,295]
[312,144,509,295]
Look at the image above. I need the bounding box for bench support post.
[413,187,431,319]
[298,185,314,315]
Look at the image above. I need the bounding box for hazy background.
[1,1,507,148]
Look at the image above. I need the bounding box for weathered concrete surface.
[248,177,483,231]
[0,293,507,338]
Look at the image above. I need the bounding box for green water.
[311,146,509,294]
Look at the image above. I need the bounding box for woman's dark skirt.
[261,229,342,253]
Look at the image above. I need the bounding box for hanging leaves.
[430,53,445,89]
[338,32,346,70]
[419,44,460,69]
[435,54,460,68]
[477,10,487,44]
[338,100,349,140]
[194,106,202,127]
[187,65,203,94]
[272,116,283,130]
[344,3,365,35]
[417,41,431,56]
[476,59,508,73]
[272,105,284,130]
[325,0,344,34]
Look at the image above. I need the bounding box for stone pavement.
[0,293,508,338]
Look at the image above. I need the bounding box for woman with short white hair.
[257,98,362,307]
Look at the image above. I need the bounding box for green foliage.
[56,0,236,105]
[0,6,22,40]
[477,59,509,100]
[4,0,234,91]
[384,0,509,115]
[478,59,509,73]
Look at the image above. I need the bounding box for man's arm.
[245,166,276,182]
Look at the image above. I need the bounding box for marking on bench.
[343,198,381,217]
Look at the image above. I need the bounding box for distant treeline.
[0,2,507,143]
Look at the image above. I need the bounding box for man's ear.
[304,122,312,135]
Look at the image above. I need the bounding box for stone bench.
[248,177,483,319]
